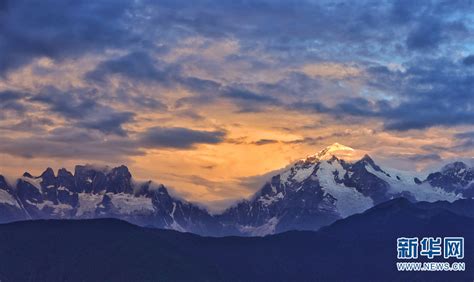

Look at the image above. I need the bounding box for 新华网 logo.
[397,237,464,259]
[396,237,465,272]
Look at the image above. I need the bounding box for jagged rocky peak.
[0,175,10,189]
[355,154,383,170]
[425,161,474,197]
[22,172,34,178]
[40,167,55,179]
[109,165,131,178]
[58,168,73,177]
[441,161,470,173]
[151,184,171,198]
[106,165,133,194]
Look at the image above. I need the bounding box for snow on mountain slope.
[0,143,472,236]
[20,176,42,191]
[76,193,103,217]
[364,165,461,202]
[237,217,279,236]
[107,193,155,214]
[317,160,373,217]
[0,189,19,207]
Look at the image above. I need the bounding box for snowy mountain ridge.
[217,143,472,235]
[0,143,473,236]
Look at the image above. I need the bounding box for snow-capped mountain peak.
[304,143,357,162]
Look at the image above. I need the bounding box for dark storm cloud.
[31,88,96,119]
[222,88,278,103]
[0,117,54,133]
[406,18,443,50]
[115,90,168,111]
[252,139,279,146]
[76,111,135,136]
[296,95,474,131]
[222,87,281,112]
[292,58,474,131]
[30,87,135,136]
[386,152,442,163]
[0,127,142,160]
[146,0,471,59]
[139,127,226,149]
[373,59,474,131]
[0,90,27,113]
[455,131,474,140]
[85,51,173,83]
[454,131,474,151]
[3,0,470,77]
[174,79,284,113]
[0,125,228,159]
[463,55,474,66]
[407,153,442,162]
[0,0,138,75]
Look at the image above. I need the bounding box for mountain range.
[0,198,472,281]
[0,143,473,236]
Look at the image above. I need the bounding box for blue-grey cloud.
[0,90,26,114]
[76,111,135,136]
[0,0,472,155]
[252,139,279,146]
[30,87,135,136]
[291,57,474,131]
[139,127,226,149]
[221,87,281,112]
[0,127,142,160]
[455,131,474,140]
[463,55,474,66]
[222,87,279,103]
[407,153,442,162]
[406,17,443,50]
[0,124,228,159]
[85,51,173,83]
[0,0,139,75]
[144,0,472,60]
[454,131,474,151]
[2,0,471,77]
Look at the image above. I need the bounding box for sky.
[0,0,473,210]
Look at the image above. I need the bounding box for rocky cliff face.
[1,165,223,236]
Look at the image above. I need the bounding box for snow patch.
[258,192,284,207]
[26,200,73,216]
[108,193,155,214]
[168,202,186,232]
[21,177,43,190]
[279,162,316,186]
[0,190,19,207]
[292,164,316,182]
[76,193,103,216]
[238,217,279,236]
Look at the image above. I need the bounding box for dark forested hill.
[0,198,472,282]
